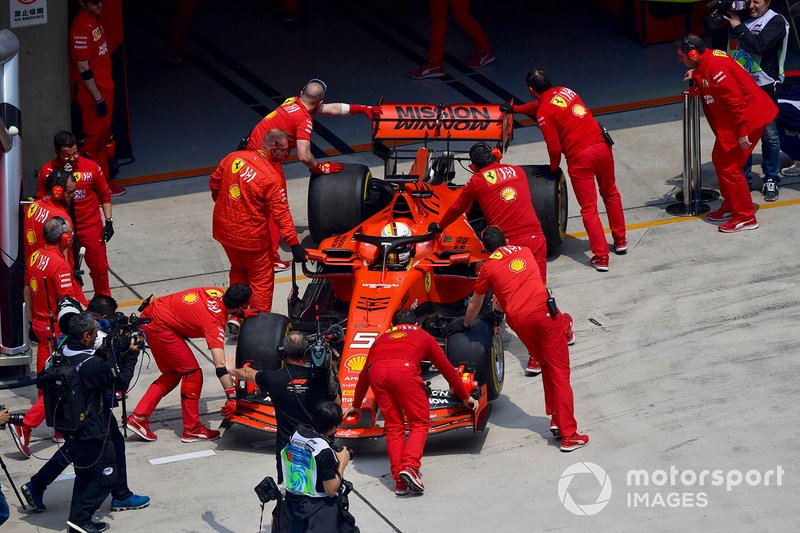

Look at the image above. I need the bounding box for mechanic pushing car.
[344,309,478,496]
[210,128,305,334]
[434,141,573,376]
[125,285,251,443]
[244,79,379,271]
[447,226,588,452]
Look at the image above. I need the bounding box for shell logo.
[27,204,39,218]
[345,355,367,372]
[501,187,517,202]
[30,278,39,294]
[509,258,527,273]
[390,331,407,340]
[231,158,246,174]
[228,184,241,200]
[551,95,568,108]
[29,250,40,267]
[482,170,498,184]
[183,293,199,304]
[26,229,37,245]
[572,104,587,118]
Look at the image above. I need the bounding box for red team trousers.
[712,126,765,222]
[77,87,114,181]
[367,360,431,480]
[79,220,111,296]
[22,322,56,428]
[567,141,625,257]
[223,246,275,312]
[428,0,491,64]
[509,306,577,438]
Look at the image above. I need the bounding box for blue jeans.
[745,119,781,185]
[0,486,9,525]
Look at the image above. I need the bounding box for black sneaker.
[762,180,779,202]
[67,520,106,533]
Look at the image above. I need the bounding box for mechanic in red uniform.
[447,226,588,452]
[246,79,378,270]
[524,68,627,272]
[434,142,573,375]
[37,131,115,297]
[70,0,124,196]
[210,129,305,335]
[24,170,76,266]
[344,309,478,496]
[11,217,88,458]
[677,34,778,232]
[126,284,251,443]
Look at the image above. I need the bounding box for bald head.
[300,79,326,111]
[263,128,290,162]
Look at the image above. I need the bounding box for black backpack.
[38,351,93,433]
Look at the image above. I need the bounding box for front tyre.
[520,164,568,257]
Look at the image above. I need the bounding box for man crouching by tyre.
[52,313,138,533]
[275,401,357,533]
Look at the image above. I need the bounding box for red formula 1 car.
[227,102,568,439]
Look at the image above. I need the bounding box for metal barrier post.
[0,29,30,369]
[667,89,713,216]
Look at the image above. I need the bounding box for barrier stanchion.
[667,89,713,216]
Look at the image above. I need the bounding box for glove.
[95,98,108,117]
[220,388,237,418]
[443,316,468,336]
[103,219,114,242]
[350,104,381,119]
[499,103,515,114]
[427,222,441,234]
[242,308,261,319]
[312,161,343,175]
[74,270,84,287]
[291,244,306,263]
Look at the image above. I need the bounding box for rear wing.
[372,102,513,148]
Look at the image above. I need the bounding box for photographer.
[22,296,149,515]
[275,401,355,533]
[724,0,788,199]
[52,312,139,533]
[228,331,340,481]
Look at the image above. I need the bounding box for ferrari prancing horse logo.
[231,158,245,174]
[482,169,498,185]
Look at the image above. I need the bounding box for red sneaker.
[564,313,575,346]
[108,183,126,197]
[9,422,32,458]
[525,355,542,376]
[126,414,157,442]
[613,238,628,255]
[549,415,560,438]
[399,468,424,493]
[590,255,609,272]
[181,424,221,443]
[718,218,758,233]
[707,209,732,222]
[466,51,495,69]
[395,479,409,496]
[409,64,445,79]
[273,259,291,272]
[560,433,589,452]
[52,431,65,444]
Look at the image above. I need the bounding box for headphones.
[468,143,503,172]
[46,169,71,203]
[302,78,327,97]
[681,35,700,64]
[51,216,73,248]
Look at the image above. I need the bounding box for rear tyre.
[235,312,290,372]
[308,163,371,244]
[445,319,504,400]
[520,164,568,257]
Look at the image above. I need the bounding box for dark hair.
[88,295,118,317]
[677,33,706,54]
[222,284,251,310]
[525,68,552,94]
[480,226,507,253]
[45,168,74,194]
[68,312,96,340]
[43,216,69,245]
[392,309,416,325]
[54,131,77,151]
[469,143,496,171]
[283,331,308,360]
[311,401,343,434]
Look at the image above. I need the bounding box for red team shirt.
[142,288,229,351]
[246,97,314,153]
[351,324,471,408]
[26,246,88,326]
[23,198,73,268]
[474,245,549,319]
[37,157,111,229]
[536,87,604,171]
[69,10,113,93]
[440,161,543,239]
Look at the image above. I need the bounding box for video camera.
[706,0,751,29]
[97,312,151,357]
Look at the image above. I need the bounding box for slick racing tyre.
[445,318,504,401]
[520,165,568,257]
[235,312,290,371]
[308,163,372,244]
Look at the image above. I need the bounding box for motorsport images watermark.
[558,462,784,516]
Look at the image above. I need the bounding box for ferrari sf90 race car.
[226,102,568,439]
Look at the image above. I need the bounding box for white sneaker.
[781,161,800,177]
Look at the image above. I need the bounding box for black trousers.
[274,494,339,533]
[65,436,117,525]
